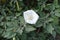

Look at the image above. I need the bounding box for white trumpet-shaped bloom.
[23,10,39,24]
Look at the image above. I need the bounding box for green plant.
[0,0,60,40]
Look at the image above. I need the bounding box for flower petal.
[23,10,39,24]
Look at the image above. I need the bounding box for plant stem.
[16,0,20,11]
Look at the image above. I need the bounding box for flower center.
[28,16,33,20]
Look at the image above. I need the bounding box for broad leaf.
[25,25,36,33]
[46,24,54,34]
[55,9,60,17]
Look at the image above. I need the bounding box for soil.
[55,34,60,40]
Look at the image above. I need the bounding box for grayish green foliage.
[0,0,60,40]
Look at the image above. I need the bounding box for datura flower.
[23,10,39,24]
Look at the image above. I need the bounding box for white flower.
[23,10,39,24]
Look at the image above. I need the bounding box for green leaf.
[6,21,19,27]
[54,0,58,5]
[52,31,56,38]
[35,19,43,27]
[19,16,25,25]
[21,33,27,40]
[0,28,3,34]
[45,18,53,23]
[54,26,60,34]
[55,13,60,17]
[16,27,24,35]
[55,9,60,17]
[0,16,4,22]
[2,31,16,39]
[25,25,36,33]
[52,16,59,25]
[46,24,54,34]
